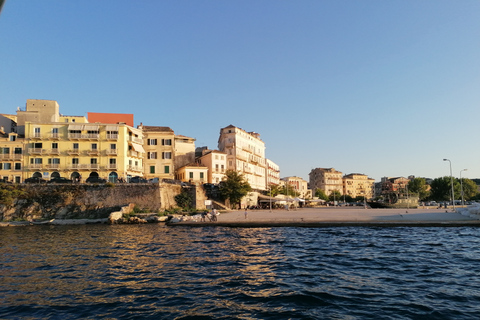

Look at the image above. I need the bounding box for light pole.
[443,159,455,212]
[460,169,468,207]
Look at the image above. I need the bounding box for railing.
[128,150,141,158]
[49,133,60,139]
[87,149,99,154]
[107,164,118,170]
[48,148,60,154]
[46,164,60,169]
[68,133,100,139]
[106,149,117,155]
[28,148,45,154]
[67,164,99,170]
[128,165,142,172]
[106,134,118,140]
[130,137,143,144]
[26,164,43,170]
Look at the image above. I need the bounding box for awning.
[68,124,84,130]
[131,143,145,153]
[105,125,119,131]
[84,125,100,131]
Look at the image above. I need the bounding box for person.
[211,208,217,222]
[244,208,248,219]
[201,210,207,222]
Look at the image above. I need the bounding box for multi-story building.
[342,173,375,199]
[266,159,280,187]
[175,163,208,184]
[140,125,175,180]
[309,167,343,195]
[218,125,266,191]
[282,176,311,199]
[0,129,23,183]
[3,99,144,182]
[380,177,410,194]
[196,148,227,184]
[174,135,196,170]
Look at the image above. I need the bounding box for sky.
[1,1,479,182]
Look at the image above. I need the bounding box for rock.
[108,211,123,224]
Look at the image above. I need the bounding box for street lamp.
[443,159,455,212]
[460,169,468,207]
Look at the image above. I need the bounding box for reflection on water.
[1,225,480,319]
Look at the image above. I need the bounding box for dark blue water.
[1,225,480,319]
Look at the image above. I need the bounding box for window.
[3,163,11,170]
[221,165,225,172]
[110,158,116,164]
[189,172,194,179]
[72,158,79,164]
[150,166,155,174]
[148,139,157,145]
[52,143,58,149]
[90,158,97,164]
[48,158,60,164]
[200,172,204,179]
[162,139,172,146]
[148,152,157,159]
[110,143,116,150]
[15,163,21,170]
[91,143,97,150]
[1,147,9,154]
[31,158,42,164]
[162,152,172,159]
[164,166,169,174]
[9,135,16,142]
[73,143,79,150]
[34,127,40,137]
[14,148,22,154]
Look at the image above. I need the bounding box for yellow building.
[343,173,375,199]
[0,130,24,183]
[196,149,227,184]
[175,163,208,184]
[309,167,344,196]
[140,125,175,180]
[7,99,144,182]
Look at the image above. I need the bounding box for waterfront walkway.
[168,206,480,227]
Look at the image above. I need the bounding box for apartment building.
[282,176,311,199]
[140,125,175,180]
[174,135,196,170]
[196,149,227,184]
[175,163,208,184]
[218,125,266,191]
[1,99,144,182]
[380,177,410,193]
[343,173,375,199]
[309,167,343,195]
[0,130,23,183]
[266,159,280,187]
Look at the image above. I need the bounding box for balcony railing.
[68,133,100,140]
[128,165,142,172]
[67,164,99,170]
[49,133,60,139]
[48,148,60,154]
[67,149,81,155]
[106,134,118,140]
[26,164,43,170]
[28,148,45,154]
[107,164,117,170]
[130,137,143,144]
[46,164,61,169]
[106,149,117,155]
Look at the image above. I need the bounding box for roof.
[142,126,174,133]
[87,112,134,127]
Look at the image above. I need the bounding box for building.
[195,148,227,184]
[342,173,375,199]
[3,99,144,182]
[380,177,410,194]
[175,163,208,184]
[309,167,343,195]
[0,129,23,183]
[282,176,311,199]
[218,125,266,191]
[266,159,280,187]
[140,125,175,180]
[174,135,196,171]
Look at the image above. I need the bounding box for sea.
[1,224,480,319]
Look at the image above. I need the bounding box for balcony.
[128,150,141,158]
[87,149,99,155]
[106,164,118,170]
[106,134,118,140]
[32,133,42,139]
[0,154,14,160]
[67,149,81,155]
[26,164,43,170]
[46,164,61,170]
[48,133,60,140]
[48,148,60,154]
[106,149,117,155]
[28,148,45,155]
[130,137,143,144]
[68,133,100,140]
[128,165,142,172]
[67,164,99,170]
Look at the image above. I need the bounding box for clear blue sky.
[1,1,479,182]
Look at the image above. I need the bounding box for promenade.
[168,206,480,227]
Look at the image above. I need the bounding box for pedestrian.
[244,208,248,219]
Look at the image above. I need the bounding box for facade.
[140,125,175,180]
[218,125,266,191]
[196,149,227,184]
[0,130,23,183]
[2,99,145,183]
[175,163,208,184]
[174,135,196,170]
[380,177,410,194]
[342,173,375,199]
[266,159,280,187]
[282,176,311,199]
[309,167,344,195]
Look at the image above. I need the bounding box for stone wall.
[0,183,183,221]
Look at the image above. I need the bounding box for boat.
[368,193,419,209]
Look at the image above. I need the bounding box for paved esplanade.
[169,207,480,227]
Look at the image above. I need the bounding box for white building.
[218,125,266,191]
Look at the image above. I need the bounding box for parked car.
[86,176,107,183]
[48,177,73,184]
[24,177,47,183]
[148,178,160,183]
[129,176,147,183]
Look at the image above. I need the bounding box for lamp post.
[460,169,468,207]
[443,159,455,212]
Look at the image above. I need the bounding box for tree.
[280,184,299,197]
[329,190,342,202]
[174,189,193,210]
[459,178,478,201]
[429,176,460,201]
[315,188,328,201]
[408,177,430,200]
[268,184,282,197]
[219,170,252,208]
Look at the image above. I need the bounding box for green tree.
[408,177,430,200]
[459,178,478,201]
[280,184,299,197]
[174,189,193,209]
[268,184,282,197]
[429,176,460,201]
[219,170,252,208]
[315,188,328,201]
[328,190,342,202]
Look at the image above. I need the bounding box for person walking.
[244,208,248,219]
